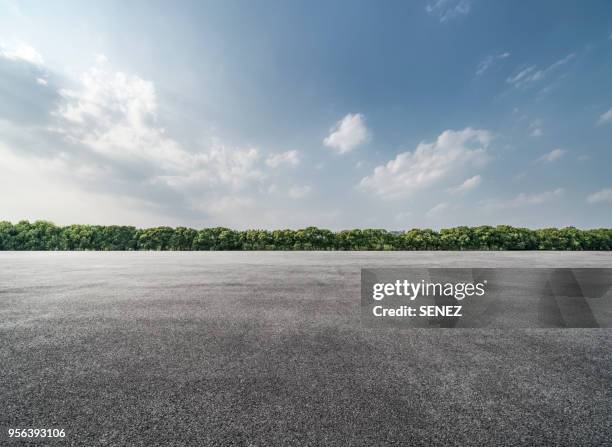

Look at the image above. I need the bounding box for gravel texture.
[1,252,611,446]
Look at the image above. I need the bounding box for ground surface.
[1,252,611,446]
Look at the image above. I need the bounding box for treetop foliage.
[0,220,610,251]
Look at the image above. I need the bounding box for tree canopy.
[0,221,610,251]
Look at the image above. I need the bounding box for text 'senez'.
[360,268,612,328]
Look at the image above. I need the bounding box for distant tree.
[62,224,97,250]
[0,221,610,251]
[242,229,273,250]
[0,221,17,250]
[400,229,440,250]
[170,227,197,251]
[217,229,241,250]
[12,220,62,250]
[137,226,175,250]
[192,227,234,250]
[271,229,295,250]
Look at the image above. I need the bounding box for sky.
[1,0,611,230]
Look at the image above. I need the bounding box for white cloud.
[0,143,166,227]
[448,175,481,194]
[52,65,265,190]
[482,188,564,209]
[426,0,471,22]
[95,53,109,65]
[288,185,311,199]
[267,184,311,199]
[323,113,370,154]
[53,67,188,168]
[265,150,299,168]
[426,202,449,217]
[153,145,264,190]
[587,188,612,204]
[548,53,576,69]
[0,41,44,65]
[597,108,612,125]
[360,127,491,200]
[507,66,540,86]
[507,53,575,88]
[36,77,48,86]
[529,119,543,137]
[476,52,510,76]
[536,148,566,163]
[0,142,108,183]
[204,196,256,215]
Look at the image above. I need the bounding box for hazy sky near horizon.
[1,0,611,229]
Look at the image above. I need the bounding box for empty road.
[1,252,611,446]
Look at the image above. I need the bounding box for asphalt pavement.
[1,252,611,446]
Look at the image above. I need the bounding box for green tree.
[137,227,175,250]
[170,227,198,250]
[0,221,610,251]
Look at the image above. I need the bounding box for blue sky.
[1,0,611,229]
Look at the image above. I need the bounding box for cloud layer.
[448,175,482,194]
[360,128,491,200]
[0,49,319,227]
[597,108,612,125]
[1,12,610,232]
[323,113,370,154]
[482,188,564,209]
[536,148,566,163]
[0,41,44,65]
[507,54,575,89]
[426,0,471,23]
[266,150,300,168]
[587,188,612,204]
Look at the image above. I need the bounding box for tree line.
[0,220,611,251]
